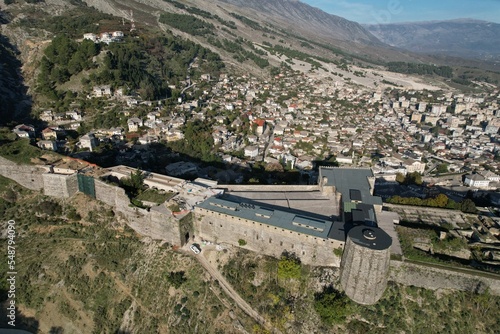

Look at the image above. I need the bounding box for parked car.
[190,244,201,254]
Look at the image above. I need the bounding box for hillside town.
[14,65,500,204]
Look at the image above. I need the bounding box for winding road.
[181,247,281,334]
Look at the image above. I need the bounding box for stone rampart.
[221,185,318,192]
[93,179,183,245]
[0,156,46,190]
[389,261,500,296]
[193,206,343,266]
[43,173,78,198]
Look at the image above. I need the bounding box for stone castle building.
[1,156,498,302]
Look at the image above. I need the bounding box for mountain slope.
[219,0,381,44]
[365,19,500,61]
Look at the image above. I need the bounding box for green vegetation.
[0,184,256,332]
[436,163,449,174]
[135,189,175,204]
[17,6,114,37]
[166,119,220,162]
[238,239,247,246]
[221,248,500,333]
[387,62,453,78]
[314,286,354,325]
[162,0,237,29]
[166,271,187,288]
[0,128,50,164]
[263,44,328,69]
[395,171,422,185]
[159,12,215,36]
[32,6,224,103]
[37,35,99,100]
[207,37,269,68]
[387,193,477,213]
[277,252,302,280]
[229,12,267,32]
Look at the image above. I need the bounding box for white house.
[464,174,490,188]
[127,117,143,132]
[481,171,500,182]
[37,140,57,151]
[13,124,35,138]
[79,133,99,152]
[93,85,112,97]
[244,146,259,158]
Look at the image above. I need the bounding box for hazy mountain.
[365,19,500,61]
[219,0,381,44]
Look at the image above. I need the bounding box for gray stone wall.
[340,237,391,305]
[43,173,78,198]
[222,185,318,192]
[193,207,343,266]
[389,261,500,296]
[0,156,45,190]
[93,179,183,245]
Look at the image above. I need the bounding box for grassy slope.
[0,180,257,333]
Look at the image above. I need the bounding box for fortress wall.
[43,173,78,198]
[93,179,182,244]
[0,156,45,190]
[193,207,343,267]
[221,185,318,192]
[389,261,500,296]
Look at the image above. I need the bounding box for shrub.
[238,239,247,246]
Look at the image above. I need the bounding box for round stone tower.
[340,226,392,305]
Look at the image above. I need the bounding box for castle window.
[269,238,272,243]
[256,234,259,240]
[280,241,283,246]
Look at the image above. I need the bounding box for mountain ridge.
[365,19,500,61]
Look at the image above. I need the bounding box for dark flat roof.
[347,226,392,251]
[320,167,383,206]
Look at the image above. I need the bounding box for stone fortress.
[0,156,498,304]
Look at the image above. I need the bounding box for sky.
[301,0,500,24]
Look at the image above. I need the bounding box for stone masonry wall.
[0,156,46,190]
[340,237,391,305]
[221,185,318,192]
[43,173,78,198]
[93,179,183,245]
[389,261,500,296]
[193,207,343,266]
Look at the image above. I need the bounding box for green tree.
[314,285,354,325]
[277,252,301,280]
[460,199,477,213]
[436,163,449,174]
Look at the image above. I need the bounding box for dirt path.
[182,248,282,334]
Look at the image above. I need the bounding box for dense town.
[13,60,500,203]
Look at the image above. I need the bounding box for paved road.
[182,247,281,334]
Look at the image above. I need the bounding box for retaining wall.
[389,261,500,296]
[43,173,78,198]
[0,156,46,190]
[94,179,183,245]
